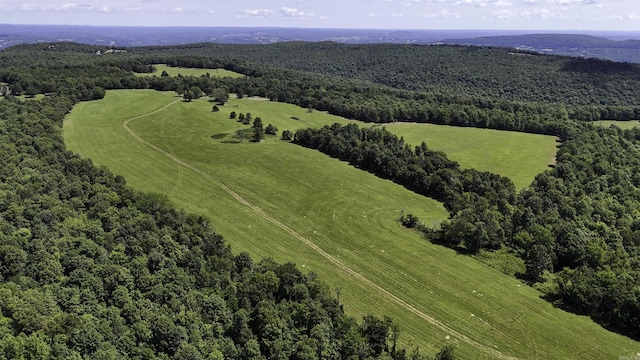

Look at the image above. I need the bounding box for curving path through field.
[122,100,518,360]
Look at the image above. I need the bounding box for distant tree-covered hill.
[441,34,640,64]
[129,42,640,108]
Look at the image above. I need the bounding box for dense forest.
[2,40,640,348]
[0,44,455,359]
[127,42,640,106]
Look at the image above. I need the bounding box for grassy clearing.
[384,123,557,190]
[17,94,46,101]
[135,64,244,78]
[593,120,640,129]
[64,90,639,359]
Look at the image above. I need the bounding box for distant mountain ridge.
[0,24,501,48]
[442,34,640,63]
[1,24,639,63]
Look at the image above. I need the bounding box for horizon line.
[1,23,639,33]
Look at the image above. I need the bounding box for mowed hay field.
[385,124,556,190]
[135,64,245,78]
[64,89,640,359]
[593,120,640,130]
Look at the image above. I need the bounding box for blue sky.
[0,0,638,30]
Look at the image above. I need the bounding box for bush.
[266,124,278,135]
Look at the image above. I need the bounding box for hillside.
[63,89,640,359]
[127,42,640,108]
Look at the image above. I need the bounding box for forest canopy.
[2,40,640,353]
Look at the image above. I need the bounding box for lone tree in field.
[252,117,264,142]
[212,105,220,112]
[265,124,278,135]
[243,112,253,125]
[238,113,245,122]
[230,111,237,119]
[281,130,292,141]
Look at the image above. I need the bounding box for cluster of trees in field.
[4,40,640,340]
[227,111,276,142]
[0,91,452,359]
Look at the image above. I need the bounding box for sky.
[0,0,638,31]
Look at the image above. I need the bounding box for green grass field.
[384,123,556,190]
[18,94,46,101]
[593,120,640,129]
[135,64,245,78]
[64,90,640,359]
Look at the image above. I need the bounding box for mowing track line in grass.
[122,101,518,360]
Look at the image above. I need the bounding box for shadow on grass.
[218,128,253,144]
[211,133,228,139]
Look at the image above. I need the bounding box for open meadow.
[593,120,640,129]
[135,64,245,78]
[64,89,640,359]
[384,123,557,190]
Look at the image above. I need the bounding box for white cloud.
[495,0,514,6]
[61,4,94,12]
[546,0,597,5]
[386,0,422,4]
[453,0,473,6]
[612,12,640,20]
[243,8,273,17]
[421,9,462,18]
[452,0,513,7]
[281,7,315,17]
[6,3,140,13]
[171,7,185,13]
[521,8,557,18]
[492,9,517,18]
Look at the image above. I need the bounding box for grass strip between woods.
[122,97,517,360]
[65,90,640,359]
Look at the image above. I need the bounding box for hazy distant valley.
[2,24,640,63]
